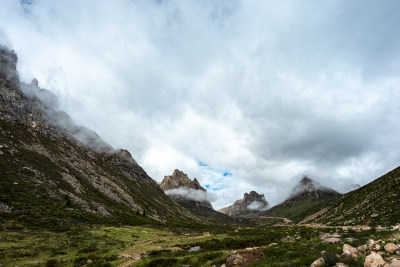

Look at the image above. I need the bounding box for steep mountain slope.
[159,169,234,224]
[0,45,199,227]
[301,167,400,226]
[219,191,269,217]
[263,176,341,223]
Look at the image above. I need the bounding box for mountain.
[301,167,400,226]
[159,169,234,224]
[219,191,269,217]
[344,183,361,193]
[0,45,199,228]
[262,176,341,223]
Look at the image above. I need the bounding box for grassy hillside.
[264,197,333,223]
[303,166,400,226]
[0,119,200,228]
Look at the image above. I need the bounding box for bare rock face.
[219,191,269,217]
[0,45,19,88]
[160,169,206,191]
[159,169,213,209]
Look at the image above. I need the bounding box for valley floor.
[0,219,399,267]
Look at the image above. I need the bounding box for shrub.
[323,250,338,266]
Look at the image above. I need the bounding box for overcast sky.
[1,0,400,209]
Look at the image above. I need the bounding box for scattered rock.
[324,237,341,244]
[358,245,368,251]
[336,263,348,267]
[389,260,400,267]
[282,236,295,242]
[226,247,264,267]
[385,243,399,254]
[188,246,201,252]
[267,243,278,248]
[172,246,184,252]
[310,257,325,267]
[364,252,388,267]
[367,239,376,246]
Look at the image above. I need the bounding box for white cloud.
[247,201,268,211]
[165,187,216,203]
[1,0,400,209]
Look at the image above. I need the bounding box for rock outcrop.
[160,169,206,192]
[159,169,212,209]
[219,191,269,217]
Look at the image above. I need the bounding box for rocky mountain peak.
[219,191,269,217]
[299,176,313,185]
[0,45,19,87]
[243,191,266,203]
[283,176,340,206]
[160,169,206,191]
[159,169,213,210]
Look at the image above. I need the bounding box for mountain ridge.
[261,176,341,223]
[0,45,200,227]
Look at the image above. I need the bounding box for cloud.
[165,187,217,203]
[247,201,268,212]
[1,0,400,209]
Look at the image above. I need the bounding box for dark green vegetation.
[134,225,396,267]
[172,198,235,225]
[260,176,341,224]
[1,219,398,266]
[265,197,333,223]
[307,167,400,226]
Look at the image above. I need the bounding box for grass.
[0,215,397,266]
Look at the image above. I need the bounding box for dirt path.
[258,216,292,223]
[118,259,140,267]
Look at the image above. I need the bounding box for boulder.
[358,245,368,251]
[336,263,348,267]
[364,252,388,267]
[389,260,400,267]
[311,257,325,267]
[384,243,399,254]
[343,244,358,254]
[367,239,375,246]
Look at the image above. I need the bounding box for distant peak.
[244,191,266,202]
[160,169,206,191]
[283,176,340,205]
[219,191,269,216]
[300,176,313,185]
